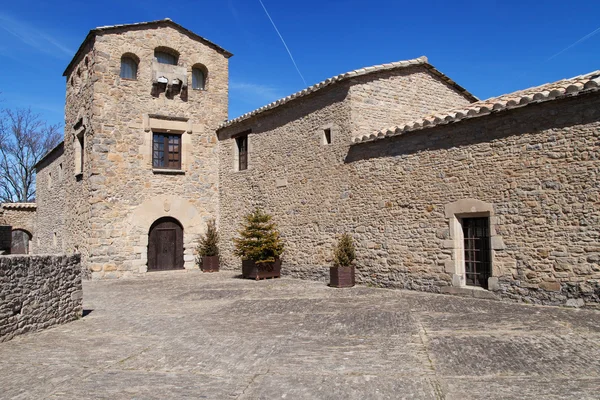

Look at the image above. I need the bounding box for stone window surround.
[444,199,505,289]
[143,114,192,173]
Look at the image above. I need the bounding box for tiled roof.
[354,70,600,144]
[218,56,477,130]
[1,203,36,210]
[64,18,233,77]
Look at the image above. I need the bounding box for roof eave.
[217,57,478,131]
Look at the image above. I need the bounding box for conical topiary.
[196,219,219,261]
[333,233,355,267]
[233,208,284,263]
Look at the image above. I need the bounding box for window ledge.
[153,168,185,175]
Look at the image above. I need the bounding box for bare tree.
[0,108,61,203]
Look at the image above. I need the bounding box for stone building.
[6,19,599,306]
[0,203,36,254]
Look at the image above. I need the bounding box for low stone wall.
[0,254,82,342]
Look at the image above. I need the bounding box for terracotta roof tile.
[1,203,36,210]
[354,70,600,144]
[218,56,477,130]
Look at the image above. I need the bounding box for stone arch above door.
[127,196,213,272]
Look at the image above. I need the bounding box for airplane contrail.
[258,0,307,86]
[547,26,600,62]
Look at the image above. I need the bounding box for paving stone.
[0,271,598,399]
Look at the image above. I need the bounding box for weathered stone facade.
[34,143,65,254]
[0,254,82,342]
[218,76,600,307]
[29,19,600,307]
[35,20,230,278]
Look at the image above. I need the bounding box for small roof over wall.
[218,56,478,130]
[355,69,600,144]
[63,18,233,77]
[1,203,36,210]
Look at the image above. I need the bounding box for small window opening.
[75,131,84,176]
[154,49,178,65]
[192,66,206,90]
[236,135,248,171]
[58,163,63,181]
[120,55,138,80]
[48,172,52,189]
[323,128,332,145]
[53,232,57,247]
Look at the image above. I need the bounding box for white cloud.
[230,80,283,103]
[0,13,73,58]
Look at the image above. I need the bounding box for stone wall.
[346,92,600,307]
[0,204,36,238]
[0,204,37,254]
[218,83,352,279]
[35,143,66,254]
[348,65,473,138]
[219,82,600,307]
[0,254,82,342]
[0,226,10,254]
[60,23,229,277]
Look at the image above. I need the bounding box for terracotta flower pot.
[329,266,355,288]
[242,258,281,280]
[201,256,220,272]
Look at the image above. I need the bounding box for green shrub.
[334,233,355,267]
[196,219,219,260]
[233,208,284,263]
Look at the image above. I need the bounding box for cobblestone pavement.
[1,271,599,399]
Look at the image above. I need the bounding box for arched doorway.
[11,229,32,254]
[147,217,184,271]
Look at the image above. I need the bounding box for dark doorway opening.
[462,217,491,289]
[148,217,184,271]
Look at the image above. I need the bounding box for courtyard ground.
[0,271,599,399]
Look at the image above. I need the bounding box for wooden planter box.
[242,259,281,280]
[330,266,355,288]
[201,256,220,272]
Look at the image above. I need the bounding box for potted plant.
[233,208,284,280]
[196,219,220,272]
[330,233,356,288]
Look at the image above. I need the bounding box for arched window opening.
[192,67,206,90]
[120,54,139,80]
[154,48,179,65]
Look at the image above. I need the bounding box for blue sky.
[1,0,599,128]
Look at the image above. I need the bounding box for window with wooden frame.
[153,133,182,169]
[236,134,248,171]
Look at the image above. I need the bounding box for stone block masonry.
[0,254,82,342]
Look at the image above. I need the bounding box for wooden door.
[148,218,184,271]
